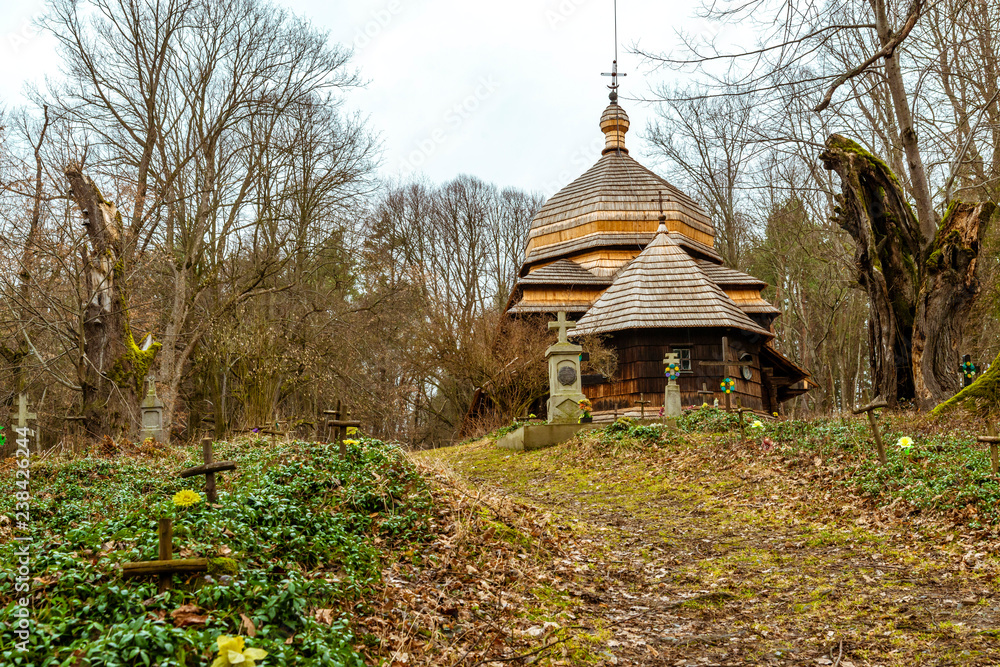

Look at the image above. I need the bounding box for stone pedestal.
[546,340,587,424]
[664,381,682,418]
[141,376,167,443]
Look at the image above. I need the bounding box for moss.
[926,248,944,271]
[208,557,239,576]
[931,350,1000,419]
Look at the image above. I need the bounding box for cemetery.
[5,0,1000,665]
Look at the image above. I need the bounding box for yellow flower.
[211,635,268,667]
[346,427,358,435]
[751,420,764,429]
[172,489,202,507]
[772,412,779,417]
[342,439,359,446]
[702,402,709,408]
[896,436,914,450]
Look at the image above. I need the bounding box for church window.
[676,348,692,371]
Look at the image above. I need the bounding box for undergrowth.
[0,438,432,666]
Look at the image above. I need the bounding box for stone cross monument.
[140,375,167,443]
[546,312,587,424]
[663,351,683,418]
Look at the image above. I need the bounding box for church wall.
[584,328,768,413]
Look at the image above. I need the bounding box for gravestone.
[662,352,683,418]
[546,312,587,424]
[140,375,166,443]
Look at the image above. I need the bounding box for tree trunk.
[65,165,160,438]
[820,135,996,408]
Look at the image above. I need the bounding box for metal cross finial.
[601,59,627,97]
[650,190,669,221]
[548,311,577,344]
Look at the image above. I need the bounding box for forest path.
[417,433,1000,666]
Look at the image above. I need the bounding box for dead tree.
[64,165,159,438]
[820,135,996,408]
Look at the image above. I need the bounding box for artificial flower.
[211,635,267,667]
[172,489,202,507]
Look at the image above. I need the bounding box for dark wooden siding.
[585,327,767,413]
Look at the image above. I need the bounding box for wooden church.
[505,89,811,415]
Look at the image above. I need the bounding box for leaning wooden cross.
[699,336,753,412]
[853,397,889,466]
[122,518,207,593]
[179,438,236,503]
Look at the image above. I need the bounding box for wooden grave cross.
[17,393,37,439]
[697,382,715,406]
[698,336,753,411]
[635,393,651,420]
[548,311,576,344]
[122,518,208,593]
[852,397,889,465]
[179,438,236,504]
[323,400,361,458]
[978,425,999,475]
[736,399,747,444]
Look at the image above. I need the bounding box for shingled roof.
[518,259,611,286]
[695,261,767,289]
[570,227,773,338]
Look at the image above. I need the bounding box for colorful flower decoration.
[578,398,592,411]
[896,436,914,451]
[961,361,977,379]
[173,489,202,507]
[211,636,267,667]
[720,378,736,394]
[664,362,682,380]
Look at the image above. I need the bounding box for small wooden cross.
[548,311,576,344]
[122,518,208,593]
[697,382,715,405]
[323,400,361,458]
[699,337,753,411]
[17,393,37,435]
[978,425,999,475]
[179,438,236,504]
[852,397,889,465]
[635,393,651,420]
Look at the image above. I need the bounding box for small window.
[675,348,692,371]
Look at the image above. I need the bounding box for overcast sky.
[0,0,721,196]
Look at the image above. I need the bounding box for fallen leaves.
[170,603,208,628]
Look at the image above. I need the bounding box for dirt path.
[418,435,1000,666]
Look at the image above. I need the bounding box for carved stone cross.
[548,311,577,344]
[663,352,681,385]
[179,438,236,503]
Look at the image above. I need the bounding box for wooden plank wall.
[584,328,769,413]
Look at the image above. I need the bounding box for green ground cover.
[0,438,432,667]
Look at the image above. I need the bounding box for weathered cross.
[650,191,669,219]
[852,397,889,466]
[179,438,236,504]
[17,393,37,434]
[635,393,651,420]
[122,518,208,593]
[978,425,999,475]
[548,311,576,344]
[697,383,715,405]
[323,399,361,458]
[698,336,754,411]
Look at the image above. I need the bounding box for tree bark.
[65,165,160,438]
[820,135,996,408]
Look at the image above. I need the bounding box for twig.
[831,639,843,667]
[465,636,571,667]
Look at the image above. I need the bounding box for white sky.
[0,0,720,196]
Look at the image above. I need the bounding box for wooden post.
[697,382,714,406]
[736,400,746,444]
[158,518,173,593]
[853,398,889,465]
[323,401,361,459]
